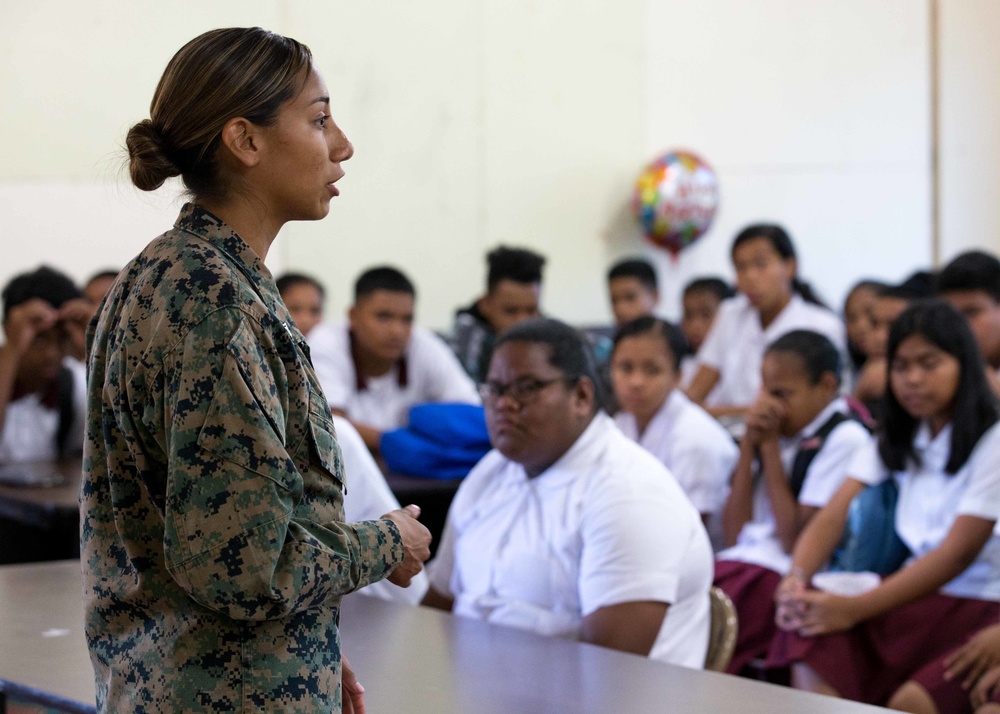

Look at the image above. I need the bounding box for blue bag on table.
[380,403,491,480]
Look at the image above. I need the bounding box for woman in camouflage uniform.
[82,27,430,714]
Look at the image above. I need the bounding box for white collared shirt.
[428,413,713,668]
[717,398,870,574]
[614,390,738,515]
[695,294,846,408]
[850,420,1000,600]
[0,357,86,463]
[307,322,480,431]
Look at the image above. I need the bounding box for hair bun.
[125,119,181,191]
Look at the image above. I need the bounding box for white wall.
[0,1,996,330]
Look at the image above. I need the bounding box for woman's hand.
[944,624,1000,690]
[971,665,1000,709]
[342,656,366,714]
[774,572,809,632]
[787,590,865,636]
[744,393,784,445]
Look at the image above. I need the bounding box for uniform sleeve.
[669,433,738,514]
[578,470,692,616]
[958,423,1000,521]
[797,420,872,507]
[159,309,404,621]
[413,328,482,405]
[693,299,735,370]
[840,434,889,488]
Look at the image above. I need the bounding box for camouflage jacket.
[81,204,404,713]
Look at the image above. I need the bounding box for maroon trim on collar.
[349,330,408,391]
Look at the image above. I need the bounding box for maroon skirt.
[767,591,1000,707]
[714,559,783,675]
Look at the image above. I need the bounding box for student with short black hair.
[607,257,659,326]
[685,224,844,420]
[309,265,479,451]
[772,301,1000,710]
[938,250,1000,383]
[0,266,91,463]
[714,329,870,675]
[276,271,326,337]
[449,245,546,383]
[611,316,738,528]
[82,269,120,308]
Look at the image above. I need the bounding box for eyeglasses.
[478,377,575,406]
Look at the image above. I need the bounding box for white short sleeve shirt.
[717,398,870,574]
[427,413,714,668]
[307,322,480,431]
[0,357,86,463]
[695,295,846,408]
[849,421,1000,600]
[334,415,428,604]
[614,390,739,515]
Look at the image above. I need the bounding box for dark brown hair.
[126,27,312,202]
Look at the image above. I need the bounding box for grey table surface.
[0,560,889,713]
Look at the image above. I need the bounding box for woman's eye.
[316,114,329,127]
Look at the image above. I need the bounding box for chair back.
[704,586,738,672]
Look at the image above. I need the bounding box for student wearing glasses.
[423,318,714,667]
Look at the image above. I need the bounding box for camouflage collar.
[174,202,281,311]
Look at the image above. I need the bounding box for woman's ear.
[218,117,261,169]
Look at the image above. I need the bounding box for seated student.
[842,279,888,379]
[335,414,429,605]
[610,316,738,528]
[714,330,869,676]
[679,276,736,396]
[449,245,546,384]
[423,318,713,668]
[685,224,844,421]
[937,250,1000,398]
[854,272,937,409]
[0,266,92,463]
[276,271,325,337]
[82,269,119,308]
[607,257,659,326]
[771,301,1000,711]
[308,266,479,451]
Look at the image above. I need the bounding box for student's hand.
[3,298,58,357]
[383,504,432,587]
[342,656,366,714]
[944,624,1000,690]
[971,665,1000,709]
[58,298,95,361]
[745,393,784,443]
[774,571,809,632]
[790,590,864,636]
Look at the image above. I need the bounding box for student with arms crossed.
[424,318,713,667]
[772,301,1000,713]
[714,330,869,675]
[309,266,479,452]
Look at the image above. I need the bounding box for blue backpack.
[380,403,491,480]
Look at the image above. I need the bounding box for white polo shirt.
[717,398,870,574]
[333,415,428,605]
[850,421,1000,601]
[614,390,739,515]
[695,294,846,408]
[427,412,713,668]
[308,322,480,431]
[0,357,86,463]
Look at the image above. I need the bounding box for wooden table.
[0,560,889,714]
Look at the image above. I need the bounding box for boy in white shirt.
[0,266,91,463]
[308,266,479,452]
